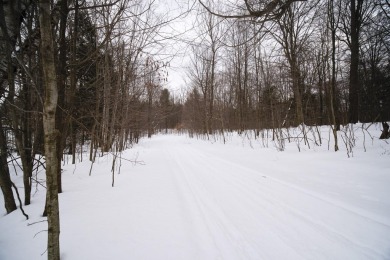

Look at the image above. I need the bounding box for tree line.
[183,0,390,148]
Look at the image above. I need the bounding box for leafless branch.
[68,0,121,11]
[199,0,306,21]
[27,220,47,226]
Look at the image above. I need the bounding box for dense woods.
[0,0,389,259]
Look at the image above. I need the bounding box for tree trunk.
[0,122,17,213]
[55,0,70,194]
[329,0,339,151]
[39,0,60,259]
[291,62,304,125]
[349,0,362,123]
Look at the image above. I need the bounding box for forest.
[0,0,389,259]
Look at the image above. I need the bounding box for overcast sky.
[152,0,200,96]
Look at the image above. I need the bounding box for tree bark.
[328,0,339,151]
[0,122,17,213]
[39,0,60,259]
[55,0,69,194]
[349,0,362,123]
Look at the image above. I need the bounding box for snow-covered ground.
[1,125,390,260]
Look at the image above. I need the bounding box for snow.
[1,124,390,260]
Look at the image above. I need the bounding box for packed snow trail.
[149,136,390,260]
[1,132,390,260]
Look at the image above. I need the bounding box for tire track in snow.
[200,147,390,228]
[166,147,261,259]
[162,146,207,259]
[165,145,242,259]
[169,144,305,259]
[175,142,388,259]
[177,146,339,259]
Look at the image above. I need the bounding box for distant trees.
[359,0,390,121]
[158,88,182,133]
[183,0,390,139]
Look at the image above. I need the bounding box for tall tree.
[55,0,70,193]
[328,0,340,150]
[341,0,375,123]
[270,1,318,125]
[349,0,363,123]
[39,0,60,259]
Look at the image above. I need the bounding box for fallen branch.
[108,151,145,166]
[27,220,47,226]
[11,182,29,220]
[34,229,47,238]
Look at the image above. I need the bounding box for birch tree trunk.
[39,0,60,259]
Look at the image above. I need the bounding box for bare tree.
[39,0,60,258]
[349,0,363,123]
[328,0,340,150]
[339,0,375,123]
[268,1,318,125]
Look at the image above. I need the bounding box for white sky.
[152,0,200,96]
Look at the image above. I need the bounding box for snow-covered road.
[1,131,390,259]
[142,135,390,260]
